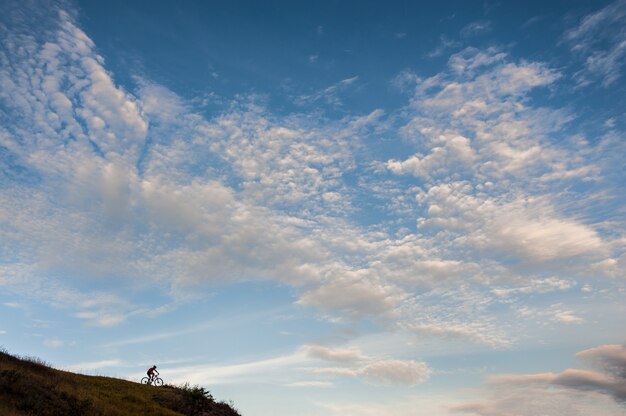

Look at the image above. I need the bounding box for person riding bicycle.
[147,365,159,382]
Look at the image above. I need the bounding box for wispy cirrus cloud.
[564,0,626,86]
[294,76,359,107]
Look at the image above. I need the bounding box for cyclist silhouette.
[147,365,159,382]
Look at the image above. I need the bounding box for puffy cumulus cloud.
[454,343,626,414]
[590,256,626,278]
[550,309,584,324]
[564,0,626,86]
[386,134,476,179]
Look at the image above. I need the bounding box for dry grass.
[0,348,241,416]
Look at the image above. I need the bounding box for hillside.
[0,349,242,416]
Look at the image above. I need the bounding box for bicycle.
[141,374,164,386]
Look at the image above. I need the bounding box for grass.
[0,347,241,416]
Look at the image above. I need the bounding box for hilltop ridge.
[0,348,241,416]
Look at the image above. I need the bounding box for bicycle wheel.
[141,377,150,385]
[154,377,164,387]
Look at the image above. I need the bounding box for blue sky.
[1,0,625,415]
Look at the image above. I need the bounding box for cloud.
[427,35,461,58]
[314,359,431,386]
[454,343,626,414]
[388,48,585,193]
[491,277,574,297]
[162,352,310,386]
[577,344,626,379]
[298,271,406,319]
[564,0,626,86]
[387,134,476,179]
[415,183,607,264]
[294,76,359,107]
[303,344,364,362]
[0,2,623,371]
[460,20,492,38]
[451,388,623,416]
[303,344,430,386]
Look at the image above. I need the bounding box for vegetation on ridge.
[0,348,241,416]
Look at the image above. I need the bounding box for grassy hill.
[0,348,242,416]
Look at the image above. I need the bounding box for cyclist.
[147,365,159,383]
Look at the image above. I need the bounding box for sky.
[0,0,625,415]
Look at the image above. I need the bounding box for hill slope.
[0,349,241,416]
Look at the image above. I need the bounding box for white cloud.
[453,343,626,414]
[298,271,405,319]
[358,359,431,385]
[302,343,431,387]
[314,359,430,387]
[428,35,461,58]
[294,76,359,107]
[163,352,309,386]
[415,183,607,264]
[387,134,476,179]
[303,344,364,362]
[551,309,584,324]
[460,20,492,38]
[564,0,626,86]
[0,3,623,379]
[577,344,626,378]
[451,388,623,416]
[492,277,574,297]
[392,48,568,185]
